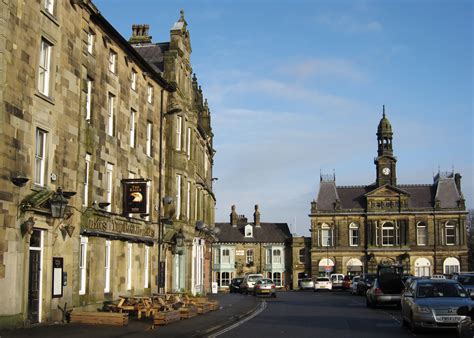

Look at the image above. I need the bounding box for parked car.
[401,279,474,333]
[454,274,474,297]
[314,277,332,291]
[254,278,276,297]
[229,277,244,293]
[357,274,376,295]
[457,306,474,338]
[350,276,360,295]
[366,276,405,308]
[299,278,314,290]
[240,274,263,294]
[342,275,352,290]
[330,274,345,290]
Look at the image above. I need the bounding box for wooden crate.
[153,310,181,326]
[196,303,210,314]
[179,306,198,319]
[70,311,128,326]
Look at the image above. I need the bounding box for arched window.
[246,249,254,264]
[414,257,431,277]
[445,221,456,245]
[349,222,359,246]
[443,257,460,274]
[299,248,306,263]
[381,222,395,246]
[417,222,427,246]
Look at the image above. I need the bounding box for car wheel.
[366,298,371,308]
[401,316,408,327]
[409,314,420,333]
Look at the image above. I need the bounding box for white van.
[330,274,345,289]
[240,274,264,294]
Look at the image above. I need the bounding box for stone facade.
[0,0,201,328]
[130,10,216,296]
[291,236,312,289]
[309,109,469,278]
[213,205,292,289]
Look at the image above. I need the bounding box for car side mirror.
[457,306,469,316]
[470,291,474,300]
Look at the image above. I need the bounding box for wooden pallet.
[195,303,210,314]
[153,310,181,326]
[70,311,128,326]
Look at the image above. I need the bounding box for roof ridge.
[337,185,368,188]
[398,184,433,187]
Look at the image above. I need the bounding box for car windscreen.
[457,276,474,285]
[317,278,330,282]
[416,283,468,298]
[248,275,262,282]
[301,278,312,282]
[257,279,273,285]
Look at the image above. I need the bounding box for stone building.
[0,0,217,328]
[290,236,312,289]
[309,108,469,277]
[130,10,216,295]
[213,205,292,289]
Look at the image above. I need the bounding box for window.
[443,257,460,274]
[85,78,92,121]
[126,243,132,290]
[44,0,54,15]
[417,222,427,246]
[176,116,183,150]
[175,175,181,220]
[245,225,253,238]
[83,154,91,206]
[144,246,149,288]
[349,222,359,246]
[246,250,254,264]
[321,224,332,246]
[273,249,281,264]
[186,181,191,220]
[79,236,88,295]
[146,121,152,156]
[213,248,220,264]
[107,93,115,136]
[38,39,52,96]
[221,272,230,287]
[194,188,199,220]
[106,163,113,212]
[222,249,230,264]
[34,128,47,186]
[299,249,305,264]
[186,127,191,159]
[147,85,153,104]
[108,50,117,73]
[273,272,282,286]
[382,222,395,246]
[87,29,94,54]
[204,152,208,177]
[130,109,136,148]
[266,249,272,264]
[445,221,456,245]
[104,240,111,293]
[130,69,137,90]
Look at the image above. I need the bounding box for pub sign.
[122,179,148,214]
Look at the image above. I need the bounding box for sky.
[94,0,473,236]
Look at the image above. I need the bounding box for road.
[212,290,458,338]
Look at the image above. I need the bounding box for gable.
[365,184,409,198]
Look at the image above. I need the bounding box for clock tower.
[374,106,397,186]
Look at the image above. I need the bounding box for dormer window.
[245,224,253,238]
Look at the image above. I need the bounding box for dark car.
[342,275,352,290]
[229,277,244,293]
[366,275,405,308]
[455,274,474,296]
[457,306,474,338]
[357,274,376,295]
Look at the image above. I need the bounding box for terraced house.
[0,0,215,328]
[309,108,469,278]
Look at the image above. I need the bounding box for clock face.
[382,167,391,176]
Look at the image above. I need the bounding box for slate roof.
[214,222,291,243]
[133,43,170,73]
[315,177,462,212]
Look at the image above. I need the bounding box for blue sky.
[94,0,473,235]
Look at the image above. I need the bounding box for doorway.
[28,229,43,323]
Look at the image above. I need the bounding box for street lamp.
[50,187,69,218]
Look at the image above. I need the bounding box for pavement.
[0,293,260,338]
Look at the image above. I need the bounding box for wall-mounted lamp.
[20,216,35,236]
[196,220,207,230]
[96,202,110,210]
[211,177,219,182]
[50,187,69,219]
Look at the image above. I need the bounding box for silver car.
[401,279,474,333]
[299,278,314,290]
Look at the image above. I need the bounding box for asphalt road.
[213,290,458,338]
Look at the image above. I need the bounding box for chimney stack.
[254,204,261,227]
[230,205,238,227]
[454,173,462,193]
[129,24,152,44]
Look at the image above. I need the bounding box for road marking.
[208,300,267,337]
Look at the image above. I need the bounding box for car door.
[401,281,415,319]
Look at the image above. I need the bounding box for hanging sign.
[122,179,148,214]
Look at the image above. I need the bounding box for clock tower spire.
[374,105,397,186]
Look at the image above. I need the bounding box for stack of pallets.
[153,310,181,326]
[70,311,129,326]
